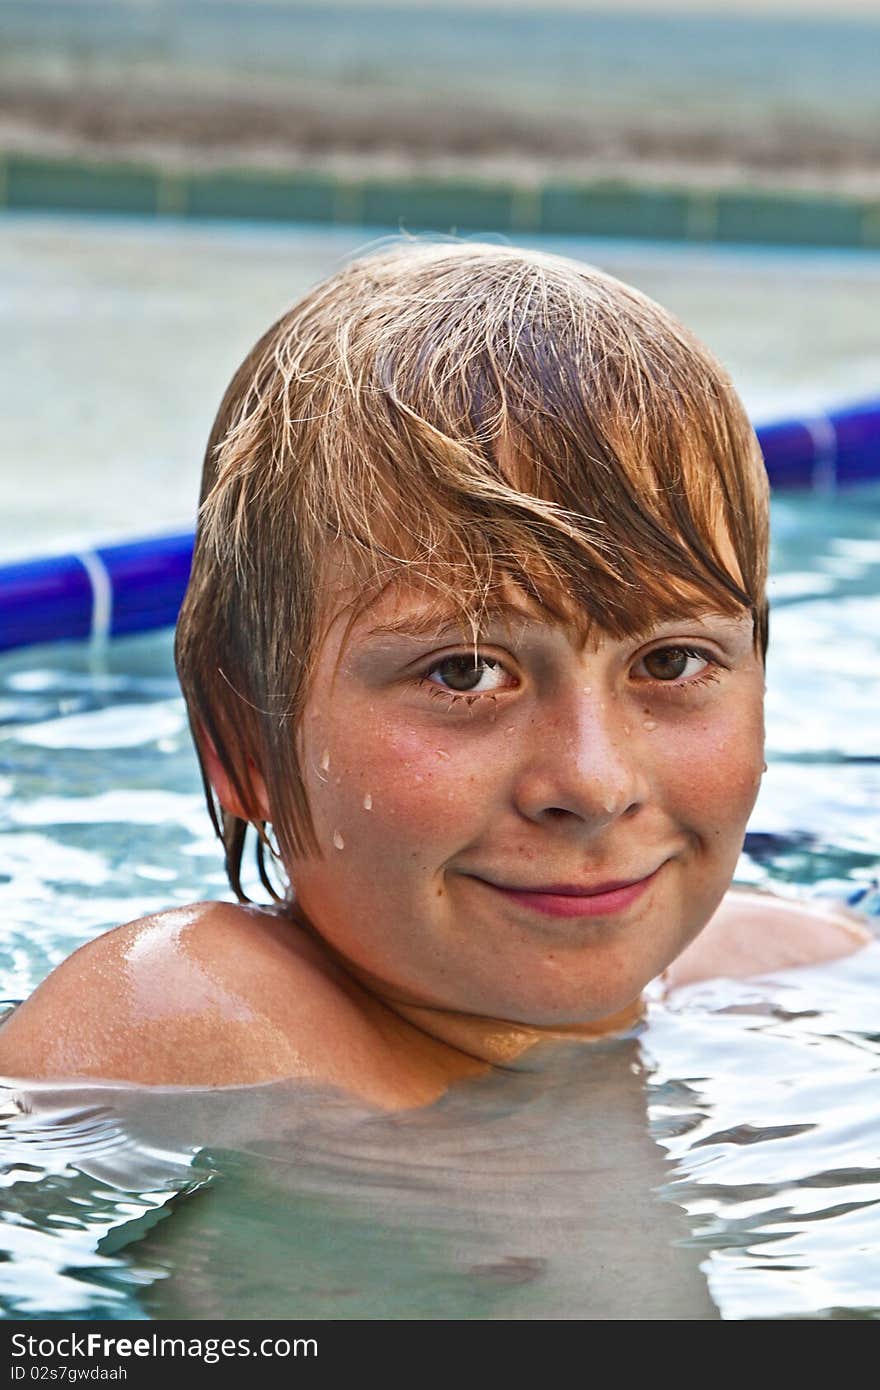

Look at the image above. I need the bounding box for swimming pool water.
[0,480,878,1320]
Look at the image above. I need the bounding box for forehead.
[317,561,750,673]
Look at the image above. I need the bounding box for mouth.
[466,865,666,919]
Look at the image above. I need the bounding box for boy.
[0,241,870,1107]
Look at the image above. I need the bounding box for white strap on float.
[74,548,113,645]
[804,414,838,494]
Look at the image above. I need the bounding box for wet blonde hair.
[175,239,769,900]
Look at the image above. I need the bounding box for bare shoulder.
[0,901,380,1089]
[665,888,874,992]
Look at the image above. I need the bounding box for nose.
[512,689,647,832]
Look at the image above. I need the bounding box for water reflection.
[1,1032,717,1321]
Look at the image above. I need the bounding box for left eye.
[638,646,710,681]
[423,654,509,694]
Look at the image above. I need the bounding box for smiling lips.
[471,865,664,918]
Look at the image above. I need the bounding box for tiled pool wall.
[4,153,880,249]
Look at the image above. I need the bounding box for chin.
[498,952,676,1027]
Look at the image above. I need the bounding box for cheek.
[303,708,497,848]
[661,696,765,829]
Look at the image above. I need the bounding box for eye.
[635,645,716,684]
[422,650,511,695]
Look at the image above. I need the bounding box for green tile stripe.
[186,169,340,223]
[541,183,692,240]
[2,153,879,249]
[863,202,880,247]
[6,154,161,214]
[714,190,865,247]
[359,177,516,233]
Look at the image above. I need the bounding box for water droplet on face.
[643,719,657,731]
[320,748,331,771]
[582,686,592,695]
[363,791,373,810]
[505,726,516,736]
[435,749,450,761]
[333,829,345,849]
[623,725,631,736]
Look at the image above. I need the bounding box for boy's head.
[175,240,769,901]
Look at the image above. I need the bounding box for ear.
[198,724,271,823]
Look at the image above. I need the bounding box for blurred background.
[2,0,880,195]
[1,0,879,557]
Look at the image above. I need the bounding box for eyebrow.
[364,599,545,641]
[362,602,753,645]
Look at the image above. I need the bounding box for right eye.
[417,652,517,703]
[635,645,716,684]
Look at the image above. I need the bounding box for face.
[280,566,766,1028]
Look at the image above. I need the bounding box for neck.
[282,899,645,1067]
